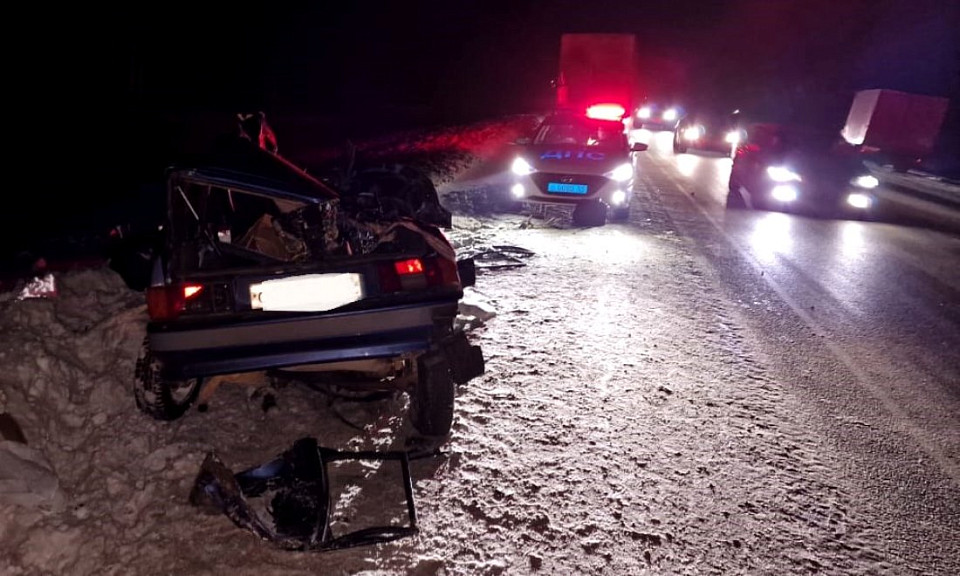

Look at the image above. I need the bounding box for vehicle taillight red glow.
[586,103,626,121]
[183,284,203,298]
[394,258,424,275]
[147,284,204,321]
[379,257,461,294]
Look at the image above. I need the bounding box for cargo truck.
[840,89,950,171]
[555,33,639,122]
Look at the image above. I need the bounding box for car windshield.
[534,119,626,148]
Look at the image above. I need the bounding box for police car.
[510,106,648,226]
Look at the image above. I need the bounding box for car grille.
[531,173,611,196]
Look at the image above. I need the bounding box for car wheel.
[726,177,747,209]
[134,337,201,421]
[610,204,630,222]
[572,200,608,227]
[673,135,687,154]
[411,352,456,437]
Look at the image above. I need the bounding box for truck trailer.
[841,89,950,171]
[555,33,639,121]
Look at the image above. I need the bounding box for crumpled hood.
[520,145,630,175]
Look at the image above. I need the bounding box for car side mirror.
[514,137,532,145]
[630,142,648,152]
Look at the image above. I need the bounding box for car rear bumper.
[148,301,459,379]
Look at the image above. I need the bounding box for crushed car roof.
[168,138,339,203]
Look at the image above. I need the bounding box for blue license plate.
[547,182,588,194]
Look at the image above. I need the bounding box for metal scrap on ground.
[462,245,535,270]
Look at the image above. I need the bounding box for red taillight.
[586,103,626,121]
[394,258,424,275]
[379,257,460,294]
[146,283,204,321]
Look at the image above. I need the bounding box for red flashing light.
[586,103,626,121]
[394,258,424,275]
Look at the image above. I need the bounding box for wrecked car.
[134,137,483,437]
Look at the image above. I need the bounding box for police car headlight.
[725,131,741,144]
[852,175,879,189]
[766,165,802,183]
[663,108,678,121]
[637,107,652,119]
[511,157,534,176]
[608,163,634,182]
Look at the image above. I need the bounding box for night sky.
[18,0,960,190]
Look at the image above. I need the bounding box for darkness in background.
[10,0,960,232]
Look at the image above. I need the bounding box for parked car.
[134,137,483,437]
[673,109,744,156]
[727,123,880,217]
[510,110,648,226]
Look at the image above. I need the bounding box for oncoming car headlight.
[683,126,702,141]
[852,175,879,189]
[846,192,872,209]
[511,157,534,176]
[766,166,802,183]
[771,185,799,202]
[608,162,634,182]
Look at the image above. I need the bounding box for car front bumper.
[511,173,633,208]
[757,183,875,215]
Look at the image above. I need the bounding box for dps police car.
[510,106,648,226]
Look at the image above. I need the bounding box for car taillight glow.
[147,283,204,321]
[586,103,626,121]
[395,258,424,275]
[183,284,204,298]
[380,257,460,294]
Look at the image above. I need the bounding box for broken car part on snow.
[133,124,484,438]
[190,437,419,551]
